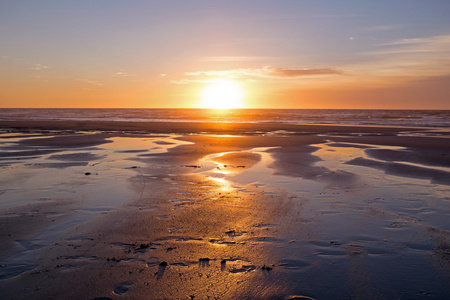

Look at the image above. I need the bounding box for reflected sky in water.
[1,133,450,298]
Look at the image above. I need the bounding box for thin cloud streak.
[376,34,450,47]
[200,56,274,62]
[29,64,49,71]
[77,79,103,86]
[179,66,342,82]
[358,34,450,77]
[269,67,342,77]
[114,71,131,77]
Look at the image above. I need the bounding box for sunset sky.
[1,1,450,109]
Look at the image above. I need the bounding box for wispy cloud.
[358,34,450,78]
[170,79,205,84]
[78,79,103,86]
[329,33,450,89]
[184,68,254,78]
[199,56,273,62]
[376,34,450,47]
[113,70,132,77]
[172,34,450,88]
[29,63,49,70]
[267,67,342,77]
[175,66,342,83]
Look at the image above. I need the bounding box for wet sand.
[1,121,450,299]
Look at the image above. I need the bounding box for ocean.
[0,108,449,128]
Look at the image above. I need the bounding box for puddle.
[198,147,324,194]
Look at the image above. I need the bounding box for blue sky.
[1,0,450,108]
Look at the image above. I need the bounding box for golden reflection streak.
[209,177,233,193]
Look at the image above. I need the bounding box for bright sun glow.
[198,79,245,109]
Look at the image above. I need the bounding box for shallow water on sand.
[1,133,450,299]
[0,134,191,279]
[197,142,450,298]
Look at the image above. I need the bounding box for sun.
[198,79,245,109]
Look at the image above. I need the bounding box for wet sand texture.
[0,122,450,299]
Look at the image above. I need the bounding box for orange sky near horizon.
[1,1,450,109]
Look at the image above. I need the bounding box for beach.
[1,120,450,299]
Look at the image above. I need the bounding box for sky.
[1,0,450,109]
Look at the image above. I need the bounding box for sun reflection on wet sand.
[186,139,450,298]
[2,132,450,299]
[209,177,233,193]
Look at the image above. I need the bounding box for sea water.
[0,108,449,128]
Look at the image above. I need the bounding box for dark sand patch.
[365,148,450,168]
[153,140,176,145]
[18,134,113,148]
[327,142,374,149]
[0,149,60,157]
[47,152,104,161]
[329,135,450,169]
[32,162,90,168]
[266,145,360,187]
[115,149,149,153]
[330,135,450,150]
[346,157,450,185]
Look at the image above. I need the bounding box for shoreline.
[0,120,439,135]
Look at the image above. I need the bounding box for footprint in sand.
[225,229,246,237]
[229,265,256,273]
[198,258,211,267]
[113,282,134,295]
[221,259,256,273]
[157,262,168,279]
